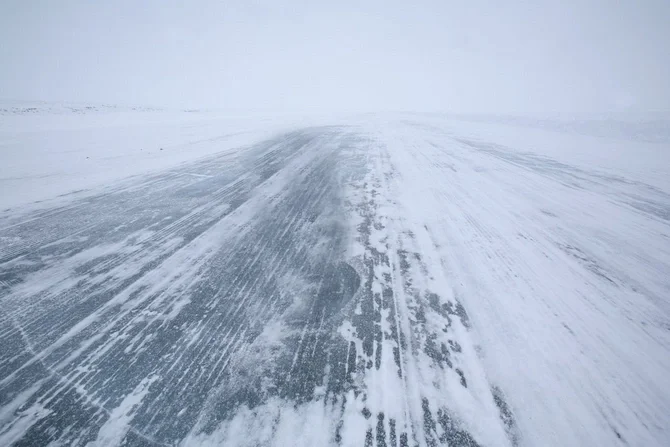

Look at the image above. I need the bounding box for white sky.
[1,0,669,114]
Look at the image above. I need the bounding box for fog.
[2,0,669,114]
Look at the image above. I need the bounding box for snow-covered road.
[1,118,669,446]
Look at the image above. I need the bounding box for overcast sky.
[1,0,669,114]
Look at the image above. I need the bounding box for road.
[1,120,669,446]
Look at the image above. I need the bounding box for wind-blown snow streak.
[0,119,668,446]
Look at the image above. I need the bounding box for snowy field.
[1,105,669,446]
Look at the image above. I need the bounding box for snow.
[0,101,317,211]
[89,375,159,447]
[412,113,670,191]
[184,396,342,447]
[0,108,668,446]
[367,116,670,445]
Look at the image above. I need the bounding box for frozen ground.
[0,106,669,446]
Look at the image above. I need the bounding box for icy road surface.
[1,119,669,446]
